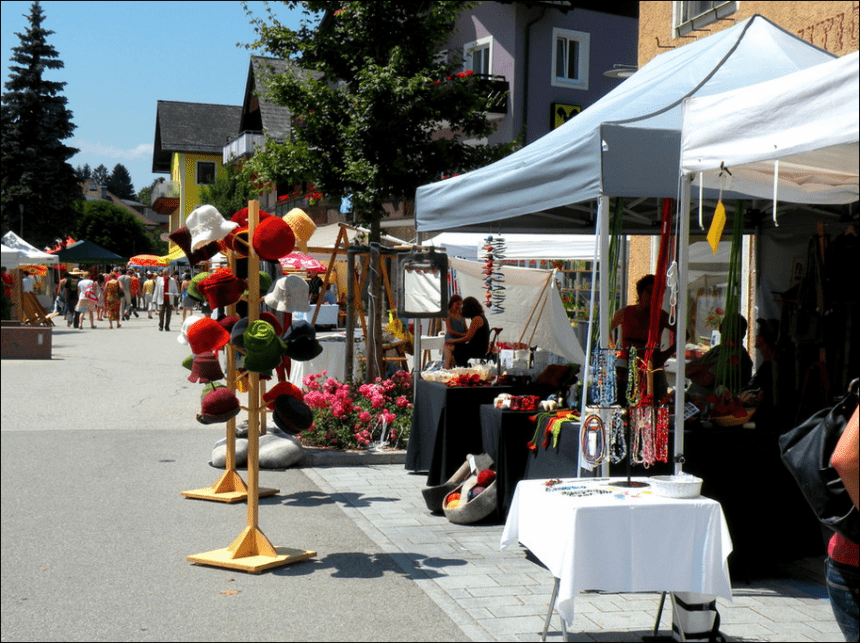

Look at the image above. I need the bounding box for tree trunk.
[366,218,385,382]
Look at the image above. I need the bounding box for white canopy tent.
[449,257,585,364]
[680,51,858,206]
[674,52,859,444]
[1,244,20,269]
[421,232,599,262]
[1,231,59,265]
[413,15,842,473]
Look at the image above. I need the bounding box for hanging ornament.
[482,235,506,314]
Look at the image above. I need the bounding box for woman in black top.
[446,296,490,367]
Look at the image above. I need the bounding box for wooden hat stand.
[186,200,316,572]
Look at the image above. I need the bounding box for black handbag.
[779,378,859,541]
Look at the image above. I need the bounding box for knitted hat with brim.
[177,314,206,346]
[202,268,247,310]
[217,314,241,335]
[272,394,314,435]
[168,226,221,265]
[230,316,250,350]
[242,320,287,373]
[187,317,231,355]
[197,386,241,425]
[188,351,225,384]
[282,320,323,361]
[253,216,296,261]
[263,381,305,410]
[187,205,239,251]
[187,272,210,301]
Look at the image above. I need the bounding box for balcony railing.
[474,74,508,115]
[223,131,266,164]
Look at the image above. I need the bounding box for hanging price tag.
[707,200,726,254]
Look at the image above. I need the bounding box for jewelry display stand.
[188,200,315,572]
[182,248,278,503]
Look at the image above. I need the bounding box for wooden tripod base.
[181,469,279,503]
[187,526,316,574]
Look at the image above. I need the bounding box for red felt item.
[476,469,496,486]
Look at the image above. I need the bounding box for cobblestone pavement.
[306,464,844,642]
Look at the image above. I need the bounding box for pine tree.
[107,163,136,200]
[92,164,109,186]
[75,163,92,182]
[1,0,81,248]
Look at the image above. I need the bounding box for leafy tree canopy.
[1,0,81,248]
[242,0,517,229]
[72,200,159,258]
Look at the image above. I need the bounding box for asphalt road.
[1,315,469,642]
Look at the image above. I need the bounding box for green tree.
[107,163,135,200]
[75,163,92,182]
[91,164,109,185]
[198,164,256,219]
[243,0,517,379]
[1,0,81,248]
[72,200,158,258]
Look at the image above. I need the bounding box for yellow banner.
[707,200,726,254]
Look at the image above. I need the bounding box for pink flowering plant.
[300,370,413,450]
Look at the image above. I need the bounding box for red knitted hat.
[253,216,296,261]
[197,386,241,424]
[217,314,241,334]
[186,317,231,354]
[231,207,272,227]
[263,381,305,410]
[187,351,225,384]
[201,268,247,310]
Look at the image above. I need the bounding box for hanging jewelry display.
[580,413,607,468]
[625,346,642,407]
[608,407,627,464]
[630,405,657,467]
[590,348,617,406]
[656,405,669,463]
[481,235,506,314]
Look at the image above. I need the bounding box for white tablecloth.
[500,477,733,626]
[293,304,340,327]
[287,333,362,388]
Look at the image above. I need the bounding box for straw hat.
[282,207,316,252]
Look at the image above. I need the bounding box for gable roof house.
[151,100,241,237]
[80,181,167,233]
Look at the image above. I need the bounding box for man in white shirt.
[152,268,179,332]
[21,271,35,293]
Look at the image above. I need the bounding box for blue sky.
[1,1,307,194]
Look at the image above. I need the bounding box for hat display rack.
[180,251,278,504]
[187,200,316,573]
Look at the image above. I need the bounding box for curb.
[299,448,407,467]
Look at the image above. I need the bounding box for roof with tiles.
[152,101,241,173]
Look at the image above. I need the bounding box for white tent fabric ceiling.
[414,15,838,235]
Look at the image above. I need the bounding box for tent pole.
[413,231,423,392]
[675,177,692,474]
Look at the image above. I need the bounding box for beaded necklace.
[590,348,617,406]
[656,405,669,463]
[580,414,606,466]
[630,405,656,467]
[626,346,641,406]
[608,407,627,464]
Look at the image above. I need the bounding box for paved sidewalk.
[0,314,846,642]
[304,464,844,642]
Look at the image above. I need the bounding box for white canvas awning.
[1,231,59,265]
[681,51,859,204]
[422,232,599,262]
[1,244,20,269]
[449,257,584,364]
[415,15,836,234]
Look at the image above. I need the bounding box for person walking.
[153,268,179,332]
[117,269,134,321]
[74,274,103,329]
[143,272,155,319]
[103,273,123,329]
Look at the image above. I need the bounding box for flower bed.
[300,370,413,450]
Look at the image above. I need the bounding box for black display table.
[406,380,516,484]
[479,405,537,519]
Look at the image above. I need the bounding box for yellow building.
[151,100,242,242]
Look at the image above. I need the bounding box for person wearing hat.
[152,268,180,332]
